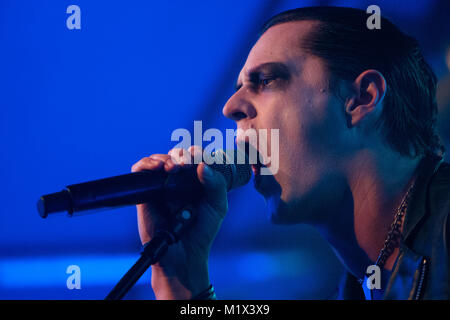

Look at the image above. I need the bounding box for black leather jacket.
[339,155,450,300]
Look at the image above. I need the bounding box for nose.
[222,90,257,122]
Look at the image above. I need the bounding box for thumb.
[197,162,228,215]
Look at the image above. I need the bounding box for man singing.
[131,7,449,300]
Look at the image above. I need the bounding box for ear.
[345,70,386,128]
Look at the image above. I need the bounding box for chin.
[265,187,323,225]
[265,194,299,225]
[254,173,298,225]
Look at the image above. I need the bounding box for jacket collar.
[402,154,444,244]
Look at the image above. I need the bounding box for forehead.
[239,20,318,78]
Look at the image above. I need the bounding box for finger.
[168,148,192,166]
[131,157,164,172]
[149,154,178,173]
[197,162,228,215]
[188,145,203,165]
[137,200,170,243]
[168,148,199,174]
[149,154,171,162]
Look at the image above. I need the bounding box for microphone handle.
[38,169,203,218]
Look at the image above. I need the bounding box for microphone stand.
[105,206,195,300]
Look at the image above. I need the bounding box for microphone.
[37,149,251,218]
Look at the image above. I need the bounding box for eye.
[259,77,275,87]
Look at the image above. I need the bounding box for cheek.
[253,98,309,198]
[284,83,345,157]
[275,92,317,162]
[306,94,349,158]
[271,92,343,198]
[258,98,303,167]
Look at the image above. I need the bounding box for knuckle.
[131,160,143,172]
[187,145,198,153]
[169,148,191,165]
[188,145,203,163]
[149,154,168,163]
[149,153,164,159]
[132,157,158,172]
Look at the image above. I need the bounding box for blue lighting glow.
[2,0,444,299]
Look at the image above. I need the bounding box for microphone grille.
[209,149,252,191]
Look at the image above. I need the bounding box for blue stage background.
[1,0,449,299]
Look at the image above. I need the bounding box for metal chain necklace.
[375,178,416,269]
[360,177,417,300]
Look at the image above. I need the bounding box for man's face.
[223,21,354,224]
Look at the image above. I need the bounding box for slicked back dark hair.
[261,6,444,158]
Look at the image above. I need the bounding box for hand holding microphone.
[37,146,251,299]
[132,146,232,299]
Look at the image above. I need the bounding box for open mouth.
[240,142,268,183]
[252,159,272,195]
[251,161,266,177]
[236,143,280,199]
[238,141,279,197]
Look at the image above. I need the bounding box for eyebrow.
[235,62,290,92]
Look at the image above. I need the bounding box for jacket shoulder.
[428,161,450,218]
[421,161,450,298]
[432,162,450,256]
[432,161,450,182]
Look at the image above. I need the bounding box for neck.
[315,149,421,279]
